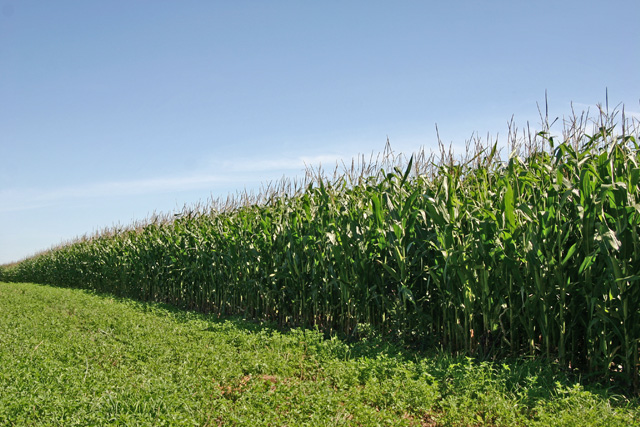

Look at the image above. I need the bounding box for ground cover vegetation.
[1,281,638,426]
[1,106,639,395]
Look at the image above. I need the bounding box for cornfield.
[2,107,639,390]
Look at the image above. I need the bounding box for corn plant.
[2,108,639,391]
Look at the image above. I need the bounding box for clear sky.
[1,0,639,264]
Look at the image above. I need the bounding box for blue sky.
[1,0,639,264]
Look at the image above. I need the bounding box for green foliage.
[3,111,640,391]
[1,282,638,426]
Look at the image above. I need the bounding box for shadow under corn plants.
[3,103,640,394]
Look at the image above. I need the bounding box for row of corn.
[2,112,639,390]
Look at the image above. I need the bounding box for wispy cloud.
[0,174,236,213]
[0,152,365,214]
[212,153,362,174]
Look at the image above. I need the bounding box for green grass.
[1,282,638,426]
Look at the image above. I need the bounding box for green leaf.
[561,243,579,266]
[578,254,596,275]
[630,168,640,188]
[615,275,640,283]
[379,260,399,281]
[371,194,383,226]
[602,229,621,251]
[504,184,516,230]
[400,155,414,187]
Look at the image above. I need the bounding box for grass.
[1,281,638,426]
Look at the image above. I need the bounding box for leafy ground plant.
[1,282,638,426]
